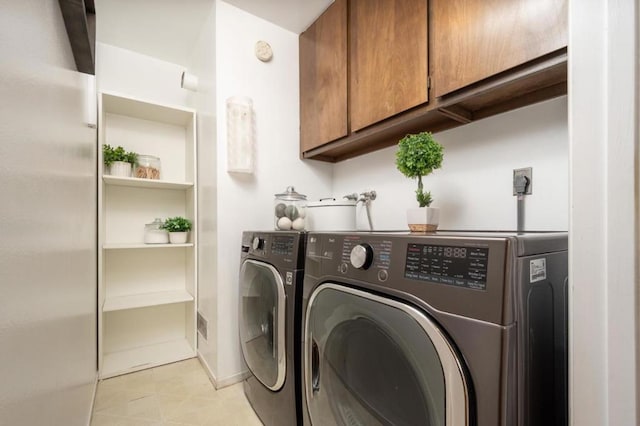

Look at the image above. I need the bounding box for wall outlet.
[197,312,208,340]
[513,167,533,195]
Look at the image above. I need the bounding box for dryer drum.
[324,317,431,425]
[304,285,466,426]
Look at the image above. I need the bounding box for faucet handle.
[360,190,377,201]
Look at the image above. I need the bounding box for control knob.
[252,236,264,250]
[350,243,374,270]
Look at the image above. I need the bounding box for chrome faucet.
[357,191,377,203]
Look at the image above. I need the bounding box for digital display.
[443,247,467,258]
[404,244,489,291]
[271,236,295,256]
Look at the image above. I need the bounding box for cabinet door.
[432,0,567,97]
[349,0,428,132]
[299,0,348,153]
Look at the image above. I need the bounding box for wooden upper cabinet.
[299,0,348,153]
[349,0,428,132]
[432,0,567,97]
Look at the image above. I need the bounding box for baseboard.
[216,370,250,389]
[197,352,216,385]
[86,372,99,426]
[196,353,250,390]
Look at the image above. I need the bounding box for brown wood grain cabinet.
[299,0,428,155]
[431,0,567,97]
[349,0,428,131]
[299,0,348,154]
[299,0,567,162]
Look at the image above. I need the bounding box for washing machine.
[239,230,306,426]
[301,231,568,426]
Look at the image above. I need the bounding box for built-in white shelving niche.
[97,91,198,379]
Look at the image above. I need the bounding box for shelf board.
[101,339,195,379]
[103,175,194,190]
[103,243,193,250]
[104,290,194,312]
[102,92,195,126]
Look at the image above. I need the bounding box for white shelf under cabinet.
[101,339,195,379]
[103,175,194,190]
[103,290,194,312]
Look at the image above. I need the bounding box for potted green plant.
[161,216,192,244]
[103,144,138,177]
[396,131,444,231]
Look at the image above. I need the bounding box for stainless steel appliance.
[301,231,568,426]
[239,231,306,426]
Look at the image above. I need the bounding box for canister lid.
[145,218,164,230]
[275,186,307,201]
[308,197,357,207]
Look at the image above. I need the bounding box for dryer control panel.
[404,243,489,291]
[306,232,499,294]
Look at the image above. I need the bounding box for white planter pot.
[144,229,169,244]
[407,207,440,232]
[109,161,132,177]
[169,231,189,244]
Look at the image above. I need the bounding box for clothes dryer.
[301,231,568,426]
[239,231,306,426]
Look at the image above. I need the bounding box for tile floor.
[91,358,262,426]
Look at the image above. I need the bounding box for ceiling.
[95,0,332,66]
[224,0,332,33]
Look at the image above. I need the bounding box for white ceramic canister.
[144,218,169,244]
[306,198,357,231]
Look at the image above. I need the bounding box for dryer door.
[239,259,286,391]
[304,283,470,426]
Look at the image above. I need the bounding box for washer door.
[239,259,286,391]
[304,283,470,426]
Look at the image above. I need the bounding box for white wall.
[187,2,219,381]
[569,0,639,425]
[333,97,568,231]
[0,0,97,424]
[96,42,190,107]
[213,1,333,382]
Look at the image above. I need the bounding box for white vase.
[109,161,132,177]
[407,207,440,232]
[169,231,188,244]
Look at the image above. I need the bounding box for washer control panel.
[271,235,295,256]
[241,231,304,269]
[252,236,264,250]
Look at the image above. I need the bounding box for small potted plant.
[103,144,138,177]
[161,216,192,244]
[396,131,444,232]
